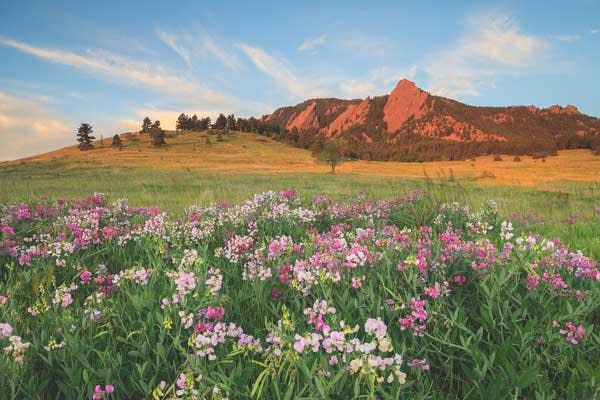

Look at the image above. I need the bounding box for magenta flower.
[92,384,114,399]
[80,270,92,282]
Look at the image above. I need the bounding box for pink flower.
[92,384,114,399]
[80,270,93,282]
[0,323,13,337]
[410,358,430,371]
[0,295,8,305]
[424,282,441,299]
[176,373,186,389]
[451,275,466,286]
[525,274,539,290]
[205,306,225,321]
[278,264,292,284]
[557,321,585,344]
[271,288,282,300]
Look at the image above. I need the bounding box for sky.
[0,0,599,161]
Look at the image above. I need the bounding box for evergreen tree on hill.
[141,117,152,133]
[176,113,188,131]
[76,123,95,151]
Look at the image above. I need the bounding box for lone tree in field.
[213,113,227,130]
[318,138,346,173]
[151,126,167,147]
[76,123,95,151]
[111,134,123,150]
[141,117,152,133]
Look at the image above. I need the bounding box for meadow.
[1,131,599,254]
[1,131,600,399]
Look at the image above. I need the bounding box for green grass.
[1,162,599,258]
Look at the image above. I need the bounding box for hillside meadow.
[1,130,599,255]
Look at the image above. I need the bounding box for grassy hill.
[1,129,599,254]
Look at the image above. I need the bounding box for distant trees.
[151,120,161,130]
[76,123,95,151]
[111,134,123,150]
[226,114,236,131]
[213,113,227,130]
[317,139,346,173]
[141,117,152,133]
[175,113,211,131]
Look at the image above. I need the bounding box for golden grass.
[4,130,600,188]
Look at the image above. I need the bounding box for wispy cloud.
[424,11,545,98]
[550,34,582,42]
[297,34,326,52]
[156,30,241,69]
[0,35,231,107]
[591,29,600,34]
[0,91,72,161]
[238,43,325,99]
[157,30,192,66]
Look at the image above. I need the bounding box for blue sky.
[1,0,599,161]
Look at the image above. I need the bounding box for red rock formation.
[414,115,507,142]
[383,79,430,133]
[286,102,320,131]
[547,104,581,115]
[326,97,370,137]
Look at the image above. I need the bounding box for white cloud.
[0,35,231,107]
[238,43,325,99]
[157,30,192,66]
[201,34,241,70]
[0,91,72,161]
[550,34,582,42]
[156,30,241,69]
[424,11,545,98]
[591,29,599,34]
[297,34,327,52]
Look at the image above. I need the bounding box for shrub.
[493,155,503,161]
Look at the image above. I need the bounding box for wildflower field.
[1,190,599,399]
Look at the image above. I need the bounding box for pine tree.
[76,123,95,151]
[214,113,227,130]
[111,134,123,150]
[176,114,188,131]
[151,126,167,147]
[141,117,152,133]
[190,114,199,131]
[226,114,236,131]
[152,120,161,129]
[200,117,211,131]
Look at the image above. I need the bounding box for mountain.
[259,79,600,161]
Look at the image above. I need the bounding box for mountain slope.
[260,80,600,161]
